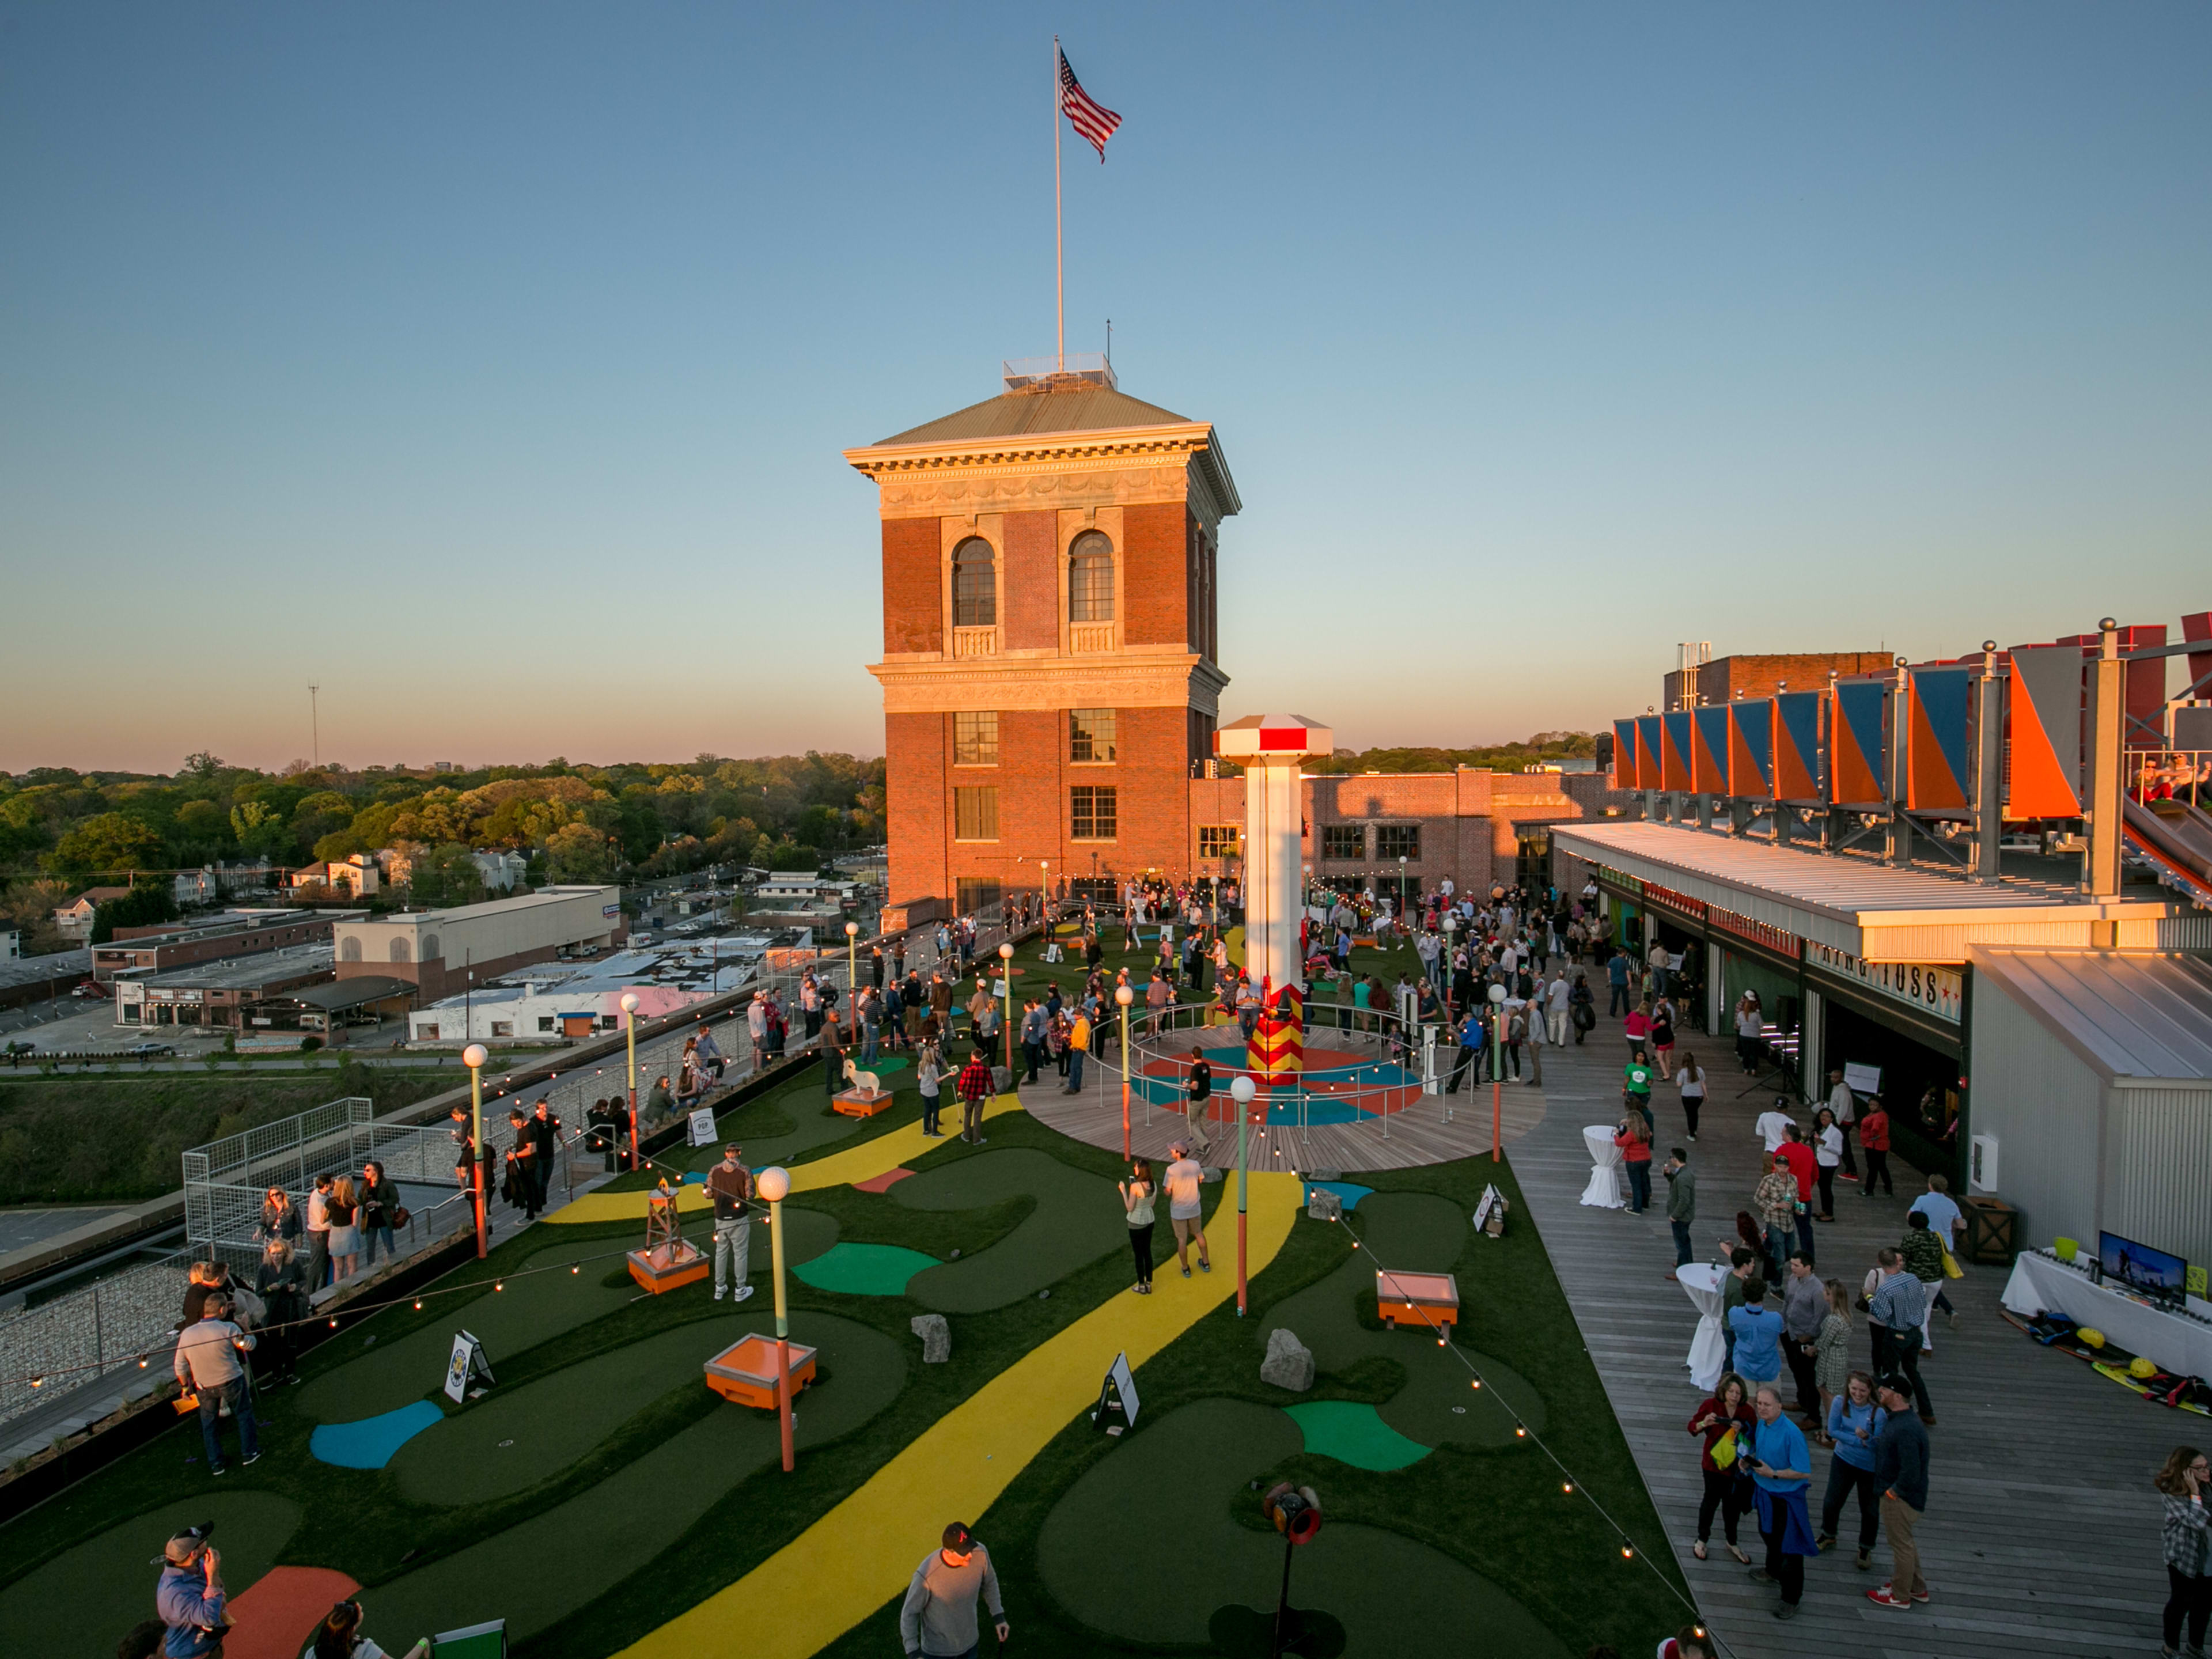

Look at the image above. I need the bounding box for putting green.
[0,1492,301,1659]
[1264,1190,1546,1450]
[895,1147,1130,1313]
[616,1172,1304,1659]
[363,1312,907,1646]
[1035,1398,1571,1657]
[295,1238,643,1424]
[791,1241,938,1296]
[1281,1399,1431,1471]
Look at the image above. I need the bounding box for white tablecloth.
[1580,1125,1624,1209]
[1677,1262,1726,1391]
[2001,1249,2212,1380]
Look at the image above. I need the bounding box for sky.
[3,2,2207,774]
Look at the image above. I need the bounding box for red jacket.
[1778,1141,1816,1201]
[1858,1109,1890,1152]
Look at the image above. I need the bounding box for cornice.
[869,650,1229,717]
[846,421,1241,520]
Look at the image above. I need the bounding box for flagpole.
[1054,36,1065,372]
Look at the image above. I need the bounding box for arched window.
[340,937,362,963]
[422,934,441,960]
[389,937,413,964]
[1068,531,1114,622]
[952,537,997,628]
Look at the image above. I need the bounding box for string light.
[1562,1482,1574,1494]
[1620,1546,1634,1560]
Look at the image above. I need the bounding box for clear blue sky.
[4,3,2206,771]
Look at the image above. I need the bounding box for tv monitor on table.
[2098,1231,2188,1301]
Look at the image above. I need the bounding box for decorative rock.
[1306,1188,1343,1222]
[1259,1327,1315,1392]
[910,1313,951,1363]
[1200,1166,1224,1184]
[1308,1166,1343,1182]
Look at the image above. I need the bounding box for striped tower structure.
[1214,714,1333,998]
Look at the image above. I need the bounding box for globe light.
[462,1043,488,1069]
[846,921,859,937]
[755,1165,791,1203]
[999,941,1014,960]
[1115,983,1134,1006]
[619,993,640,1014]
[1488,983,1509,1005]
[1230,1074,1256,1105]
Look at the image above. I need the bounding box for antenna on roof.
[1106,319,1112,366]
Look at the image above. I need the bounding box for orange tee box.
[832,1088,895,1119]
[627,1241,709,1295]
[1376,1269,1460,1332]
[704,1334,818,1409]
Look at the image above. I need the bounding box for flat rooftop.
[134,943,334,991]
[1552,819,2184,960]
[354,885,619,925]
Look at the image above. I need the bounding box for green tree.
[409,843,487,908]
[89,882,181,943]
[544,822,614,883]
[49,812,163,875]
[229,801,291,859]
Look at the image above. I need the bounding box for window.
[421,1024,440,1040]
[956,878,1002,917]
[1376,825,1421,861]
[422,933,440,960]
[952,537,997,627]
[537,1016,556,1033]
[340,937,363,963]
[1068,530,1115,622]
[1198,825,1241,859]
[389,937,412,963]
[954,711,999,766]
[1071,785,1119,840]
[1321,824,1365,861]
[1070,707,1118,763]
[954,786,1000,842]
[490,1020,513,1038]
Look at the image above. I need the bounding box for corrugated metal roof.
[875,385,1194,446]
[1552,820,2101,920]
[1972,949,2212,1084]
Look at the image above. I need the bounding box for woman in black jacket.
[359,1160,400,1268]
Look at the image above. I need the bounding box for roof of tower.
[874,383,1195,447]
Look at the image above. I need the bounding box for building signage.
[1806,942,1963,1025]
[603,904,621,919]
[1639,880,1708,921]
[1707,904,1801,960]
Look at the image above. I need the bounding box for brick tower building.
[846,363,1240,922]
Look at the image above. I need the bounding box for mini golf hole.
[498,1439,514,1448]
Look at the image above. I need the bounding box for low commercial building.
[333,885,623,1000]
[401,935,770,1046]
[116,944,335,1030]
[243,975,415,1046]
[91,908,362,984]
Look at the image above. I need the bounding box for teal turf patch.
[310,1399,445,1469]
[1282,1400,1431,1471]
[791,1240,938,1295]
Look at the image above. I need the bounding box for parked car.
[71,980,105,999]
[122,1041,176,1059]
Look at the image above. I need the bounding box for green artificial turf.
[1032,1397,1571,1656]
[0,1491,301,1656]
[895,1147,1127,1312]
[1280,1400,1432,1472]
[792,1241,938,1296]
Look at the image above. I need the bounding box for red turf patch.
[224,1565,361,1659]
[854,1167,916,1194]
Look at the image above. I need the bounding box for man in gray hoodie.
[900,1521,1007,1658]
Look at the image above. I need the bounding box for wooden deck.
[1513,1014,2178,1657]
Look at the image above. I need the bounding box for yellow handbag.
[1710,1426,1741,1469]
[1941,1245,1964,1280]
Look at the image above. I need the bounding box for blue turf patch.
[309,1399,444,1469]
[1304,1180,1374,1211]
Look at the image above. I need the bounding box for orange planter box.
[627,1241,709,1296]
[705,1334,818,1408]
[1376,1269,1459,1334]
[832,1089,895,1119]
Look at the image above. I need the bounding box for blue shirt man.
[1728,1293,1786,1385]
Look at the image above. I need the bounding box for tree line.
[0,752,885,953]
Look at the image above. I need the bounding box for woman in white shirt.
[1812,1107,1844,1221]
[1674,1051,1707,1141]
[1732,993,1764,1073]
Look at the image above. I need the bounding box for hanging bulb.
[570,1265,579,1274]
[1620,1546,1634,1559]
[328,1319,339,1328]
[1470,1380,1482,1390]
[1562,1482,1574,1494]
[1514,1425,1527,1437]
[494,1281,503,1291]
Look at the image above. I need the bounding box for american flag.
[1058,47,1121,161]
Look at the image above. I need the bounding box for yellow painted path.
[615,1169,1304,1659]
[541,1094,1026,1224]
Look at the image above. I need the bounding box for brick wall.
[1664,652,1892,709]
[1002,511,1059,652]
[1121,502,1189,648]
[886,711,949,909]
[883,517,942,655]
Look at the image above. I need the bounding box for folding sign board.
[1771,693,1822,801]
[1906,666,1973,812]
[1830,681,1890,806]
[1691,707,1730,794]
[2006,645,2084,819]
[444,1331,495,1403]
[687,1107,717,1147]
[430,1620,507,1659]
[1092,1350,1140,1434]
[1728,700,1774,797]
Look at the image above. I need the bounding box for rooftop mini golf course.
[0,955,1691,1658]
